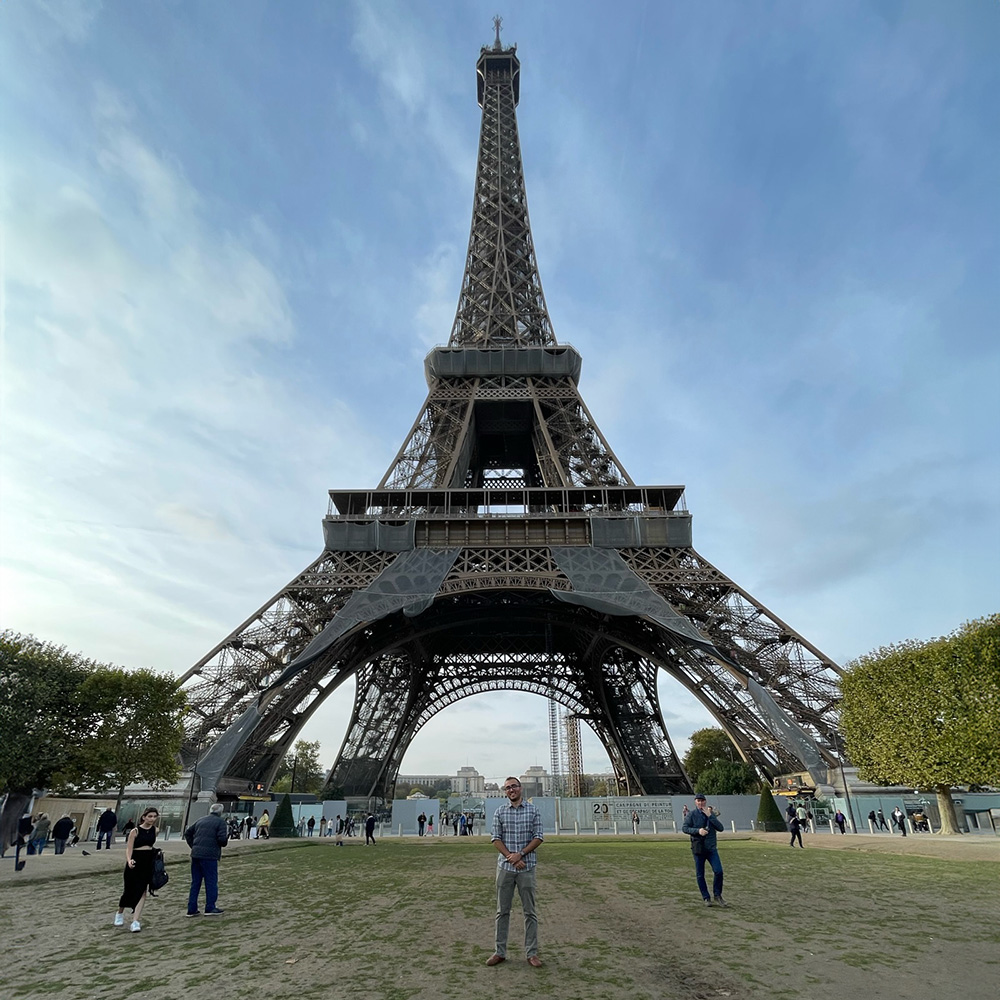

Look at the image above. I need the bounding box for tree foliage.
[682,727,741,783]
[271,793,295,837]
[695,760,761,796]
[0,631,187,846]
[756,787,787,832]
[0,632,96,795]
[76,667,186,811]
[840,614,1000,834]
[271,739,326,795]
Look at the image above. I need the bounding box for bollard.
[750,820,756,831]
[594,822,599,836]
[652,820,658,835]
[868,820,875,834]
[163,827,171,841]
[731,820,736,833]
[379,823,384,838]
[574,820,579,835]
[614,821,619,835]
[906,817,914,835]
[398,824,402,837]
[829,820,835,835]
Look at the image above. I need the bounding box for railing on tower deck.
[327,486,687,520]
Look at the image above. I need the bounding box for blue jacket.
[682,806,723,849]
[185,813,229,860]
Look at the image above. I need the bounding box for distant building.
[520,765,552,798]
[484,781,502,797]
[451,766,485,794]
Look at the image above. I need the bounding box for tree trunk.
[0,790,32,857]
[934,785,962,835]
[114,781,126,817]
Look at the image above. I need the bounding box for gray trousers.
[495,867,538,958]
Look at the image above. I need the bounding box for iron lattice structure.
[179,29,844,805]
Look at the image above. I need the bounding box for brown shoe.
[485,954,505,967]
[527,956,543,968]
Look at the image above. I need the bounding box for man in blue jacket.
[184,803,229,917]
[682,794,727,907]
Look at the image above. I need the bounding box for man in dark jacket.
[682,794,727,907]
[52,815,75,855]
[184,803,229,917]
[96,808,117,849]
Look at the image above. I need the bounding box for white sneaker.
[113,913,124,927]
[130,920,141,933]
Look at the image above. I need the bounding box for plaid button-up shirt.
[491,800,544,872]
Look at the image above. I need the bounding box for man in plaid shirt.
[486,776,545,968]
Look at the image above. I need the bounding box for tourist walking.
[307,816,316,837]
[876,809,890,831]
[789,814,804,848]
[427,815,434,836]
[834,810,847,834]
[631,809,640,835]
[486,776,544,968]
[453,812,460,836]
[418,812,426,836]
[184,803,229,917]
[96,808,117,849]
[365,812,376,846]
[682,794,727,906]
[256,810,270,839]
[114,807,159,932]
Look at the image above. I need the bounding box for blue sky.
[2,0,998,785]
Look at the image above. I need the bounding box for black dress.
[119,825,156,909]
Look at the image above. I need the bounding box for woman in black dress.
[114,807,159,932]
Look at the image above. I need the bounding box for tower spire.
[450,24,552,347]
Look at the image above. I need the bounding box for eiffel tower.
[180,22,843,804]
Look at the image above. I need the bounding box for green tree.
[695,760,761,796]
[840,615,1000,835]
[271,793,296,837]
[682,727,741,784]
[756,787,787,832]
[272,739,325,795]
[0,632,101,850]
[77,667,187,813]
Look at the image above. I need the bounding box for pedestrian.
[427,815,435,836]
[13,813,33,870]
[307,816,316,837]
[244,815,255,839]
[786,802,796,823]
[114,807,160,932]
[453,812,460,837]
[486,777,544,968]
[121,818,136,838]
[892,807,907,836]
[418,811,426,836]
[29,813,51,855]
[681,794,727,906]
[184,803,229,917]
[365,812,376,846]
[682,804,690,820]
[257,809,270,839]
[867,809,878,831]
[96,807,117,850]
[789,814,804,848]
[320,817,327,837]
[876,809,890,831]
[335,815,344,846]
[631,809,640,835]
[834,810,847,834]
[52,814,75,855]
[459,812,467,836]
[795,803,808,831]
[468,812,475,836]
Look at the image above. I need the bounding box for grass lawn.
[1,837,996,999]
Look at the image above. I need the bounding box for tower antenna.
[493,14,503,50]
